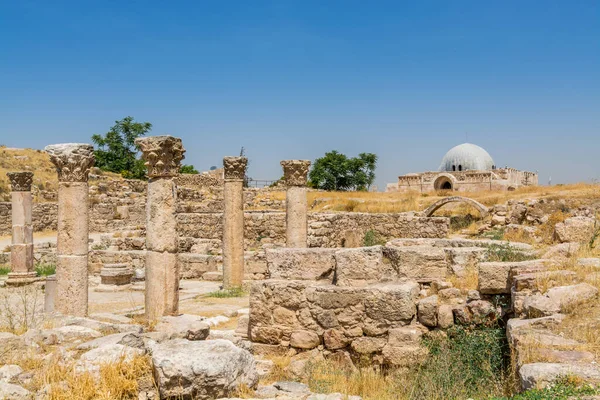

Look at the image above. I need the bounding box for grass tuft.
[206,287,247,298]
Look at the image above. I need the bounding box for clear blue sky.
[1,1,599,188]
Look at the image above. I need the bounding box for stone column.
[222,156,247,289]
[136,135,185,321]
[281,160,311,248]
[6,172,37,286]
[45,144,94,317]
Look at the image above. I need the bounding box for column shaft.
[285,185,308,247]
[7,172,36,286]
[223,179,244,288]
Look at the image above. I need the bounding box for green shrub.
[363,230,385,247]
[35,263,56,276]
[0,265,10,275]
[450,214,477,232]
[405,326,509,399]
[481,228,505,241]
[485,243,536,262]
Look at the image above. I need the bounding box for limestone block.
[178,253,218,279]
[383,245,448,281]
[522,295,560,318]
[156,315,211,341]
[323,328,349,350]
[444,247,487,277]
[363,282,420,322]
[554,216,596,243]
[381,345,428,367]
[0,382,30,399]
[115,205,129,220]
[350,337,387,354]
[335,246,395,287]
[478,262,513,294]
[520,363,600,390]
[146,178,178,253]
[266,247,337,281]
[56,255,89,317]
[513,270,576,292]
[387,327,423,347]
[100,263,133,285]
[290,330,320,349]
[543,242,580,260]
[546,283,598,312]
[437,305,455,328]
[417,295,438,327]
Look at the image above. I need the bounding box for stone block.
[478,262,513,294]
[554,216,596,243]
[9,243,33,272]
[334,246,395,287]
[290,330,320,349]
[381,345,428,367]
[178,253,218,279]
[383,245,448,281]
[266,247,337,281]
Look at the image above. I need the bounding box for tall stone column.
[6,172,37,286]
[281,160,311,248]
[136,136,185,321]
[222,156,247,289]
[45,144,94,316]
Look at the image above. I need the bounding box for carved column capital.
[135,136,185,178]
[281,160,311,186]
[223,157,248,181]
[45,144,95,183]
[7,172,34,192]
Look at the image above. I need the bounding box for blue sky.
[1,1,598,188]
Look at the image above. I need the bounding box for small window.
[458,165,462,171]
[452,165,456,171]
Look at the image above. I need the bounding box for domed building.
[387,143,537,193]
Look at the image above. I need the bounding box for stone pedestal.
[45,143,94,317]
[222,157,247,289]
[6,172,37,286]
[281,160,311,248]
[136,135,185,321]
[100,263,133,285]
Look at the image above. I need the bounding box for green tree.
[91,116,152,179]
[308,151,377,191]
[180,164,199,174]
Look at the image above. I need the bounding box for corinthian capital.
[281,160,311,186]
[45,143,95,183]
[135,135,185,178]
[223,157,248,181]
[7,172,34,192]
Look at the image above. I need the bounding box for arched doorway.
[434,175,454,191]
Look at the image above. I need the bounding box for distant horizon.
[1,1,598,188]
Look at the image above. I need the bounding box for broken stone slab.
[0,365,23,383]
[546,283,599,312]
[155,314,211,341]
[523,295,561,318]
[152,339,258,399]
[383,245,448,282]
[479,260,552,295]
[554,216,596,243]
[75,343,145,375]
[520,363,600,390]
[0,381,30,400]
[513,270,577,292]
[53,316,143,334]
[381,344,428,367]
[88,313,134,325]
[578,258,600,269]
[506,314,566,341]
[266,247,337,281]
[542,242,581,260]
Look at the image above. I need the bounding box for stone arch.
[433,174,457,191]
[421,196,489,218]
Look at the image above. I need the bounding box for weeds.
[363,230,385,247]
[35,263,56,276]
[206,287,247,298]
[0,285,43,334]
[492,376,598,399]
[486,244,536,262]
[0,265,10,275]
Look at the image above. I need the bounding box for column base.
[6,271,40,286]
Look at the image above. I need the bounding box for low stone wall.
[0,202,58,235]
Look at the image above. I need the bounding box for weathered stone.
[282,160,310,248]
[290,330,320,349]
[0,365,23,382]
[383,245,448,281]
[437,304,455,329]
[223,157,247,289]
[520,363,600,390]
[76,344,144,375]
[350,337,387,354]
[323,328,349,350]
[543,242,580,260]
[152,339,258,399]
[363,282,420,322]
[266,248,336,281]
[335,246,394,287]
[547,283,598,312]
[156,314,211,341]
[418,295,438,327]
[135,136,185,178]
[522,295,560,318]
[387,327,423,347]
[0,382,30,400]
[554,217,596,243]
[467,300,498,323]
[381,345,428,367]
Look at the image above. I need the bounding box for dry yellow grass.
[251,183,600,215]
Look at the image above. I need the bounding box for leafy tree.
[180,164,199,174]
[91,116,152,179]
[309,151,377,191]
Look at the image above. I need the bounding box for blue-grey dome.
[439,143,495,172]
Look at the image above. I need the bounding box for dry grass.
[249,183,600,215]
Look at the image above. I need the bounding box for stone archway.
[433,174,456,191]
[421,196,489,218]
